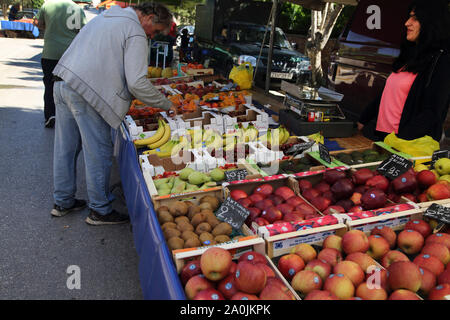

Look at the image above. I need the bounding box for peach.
[370,225,397,249]
[380,250,410,269]
[345,252,378,273]
[291,243,317,264]
[291,270,323,296]
[355,281,388,300]
[322,234,342,252]
[342,230,370,255]
[317,248,342,267]
[387,261,422,292]
[413,254,445,277]
[421,243,450,265]
[388,289,421,300]
[397,229,424,255]
[323,273,355,300]
[333,261,365,287]
[367,235,390,260]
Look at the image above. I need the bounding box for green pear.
[188,171,205,185]
[171,181,186,194]
[153,178,168,188]
[210,168,225,182]
[438,174,450,183]
[434,158,450,176]
[158,187,171,196]
[199,181,217,189]
[179,167,195,181]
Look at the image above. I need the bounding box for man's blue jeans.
[53,81,114,215]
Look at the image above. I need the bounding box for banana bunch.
[134,119,171,148]
[187,128,204,149]
[257,126,290,147]
[204,131,224,150]
[242,123,259,143]
[307,131,324,145]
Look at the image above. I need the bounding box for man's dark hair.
[393,0,450,74]
[134,2,173,26]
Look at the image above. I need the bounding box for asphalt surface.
[0,37,143,298]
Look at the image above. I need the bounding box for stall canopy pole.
[265,0,278,94]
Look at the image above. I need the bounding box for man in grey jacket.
[51,2,176,225]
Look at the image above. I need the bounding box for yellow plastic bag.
[229,62,253,90]
[383,132,440,159]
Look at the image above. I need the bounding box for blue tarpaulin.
[0,20,39,38]
[113,124,186,300]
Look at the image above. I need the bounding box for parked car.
[176,25,194,48]
[195,21,311,89]
[327,0,413,121]
[15,9,39,20]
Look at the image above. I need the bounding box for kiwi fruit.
[175,216,190,225]
[200,209,215,218]
[158,211,174,224]
[157,206,170,215]
[184,201,194,207]
[169,201,188,217]
[181,230,199,242]
[167,237,184,250]
[199,196,220,211]
[191,212,206,227]
[195,222,212,235]
[184,237,201,248]
[164,228,181,240]
[161,222,177,231]
[187,205,201,220]
[177,222,194,233]
[212,222,233,236]
[214,235,231,243]
[205,214,220,229]
[198,202,213,211]
[199,232,214,244]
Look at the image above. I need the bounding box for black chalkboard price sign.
[376,154,413,180]
[224,169,248,182]
[318,143,331,164]
[424,203,450,224]
[430,150,449,169]
[215,197,250,229]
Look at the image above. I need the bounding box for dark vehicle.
[327,0,413,121]
[176,25,194,48]
[194,0,311,88]
[15,9,39,20]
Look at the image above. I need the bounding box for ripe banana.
[148,121,171,149]
[134,118,165,147]
[155,140,180,158]
[143,139,174,155]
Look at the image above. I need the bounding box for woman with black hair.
[357,0,450,142]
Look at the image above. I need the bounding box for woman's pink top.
[376,71,418,134]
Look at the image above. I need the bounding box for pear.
[210,168,225,182]
[188,171,206,185]
[153,178,169,188]
[179,167,195,181]
[434,158,450,176]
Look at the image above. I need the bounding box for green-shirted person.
[34,0,86,128]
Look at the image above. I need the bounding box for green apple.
[434,158,450,176]
[439,174,450,183]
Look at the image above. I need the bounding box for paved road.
[0,37,143,299]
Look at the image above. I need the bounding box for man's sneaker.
[45,116,55,128]
[85,209,130,226]
[51,199,87,217]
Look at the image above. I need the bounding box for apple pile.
[229,183,321,227]
[279,220,450,300]
[182,247,296,300]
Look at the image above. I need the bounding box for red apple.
[254,183,273,197]
[217,274,239,299]
[322,205,346,215]
[352,168,375,185]
[230,189,248,201]
[298,179,313,193]
[261,207,283,224]
[259,283,296,300]
[370,225,397,249]
[305,259,332,282]
[278,253,305,281]
[323,169,346,185]
[349,206,364,213]
[317,248,342,267]
[185,275,214,300]
[355,281,387,300]
[248,193,265,203]
[437,268,450,285]
[323,234,343,252]
[254,217,270,226]
[194,288,225,300]
[427,183,450,200]
[427,284,450,300]
[345,252,378,273]
[276,203,294,215]
[397,229,425,255]
[180,260,201,285]
[365,267,390,292]
[267,195,284,205]
[387,261,422,292]
[402,193,417,202]
[302,188,320,202]
[304,289,339,300]
[246,207,261,222]
[200,247,232,281]
[229,262,237,275]
[283,211,305,222]
[238,251,267,265]
[388,289,421,300]
[331,178,355,200]
[285,196,305,207]
[230,292,260,300]
[381,250,410,268]
[234,261,267,294]
[291,243,317,263]
[418,267,437,297]
[413,254,444,277]
[335,199,355,212]
[254,199,274,210]
[314,181,331,194]
[256,263,275,278]
[421,243,450,265]
[391,172,418,194]
[323,273,355,300]
[365,175,389,192]
[310,196,332,212]
[361,188,387,210]
[274,186,295,201]
[417,192,428,202]
[237,197,252,208]
[425,233,450,249]
[405,219,432,238]
[342,230,370,255]
[367,234,390,260]
[291,270,323,295]
[295,203,316,216]
[322,190,337,204]
[333,261,365,287]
